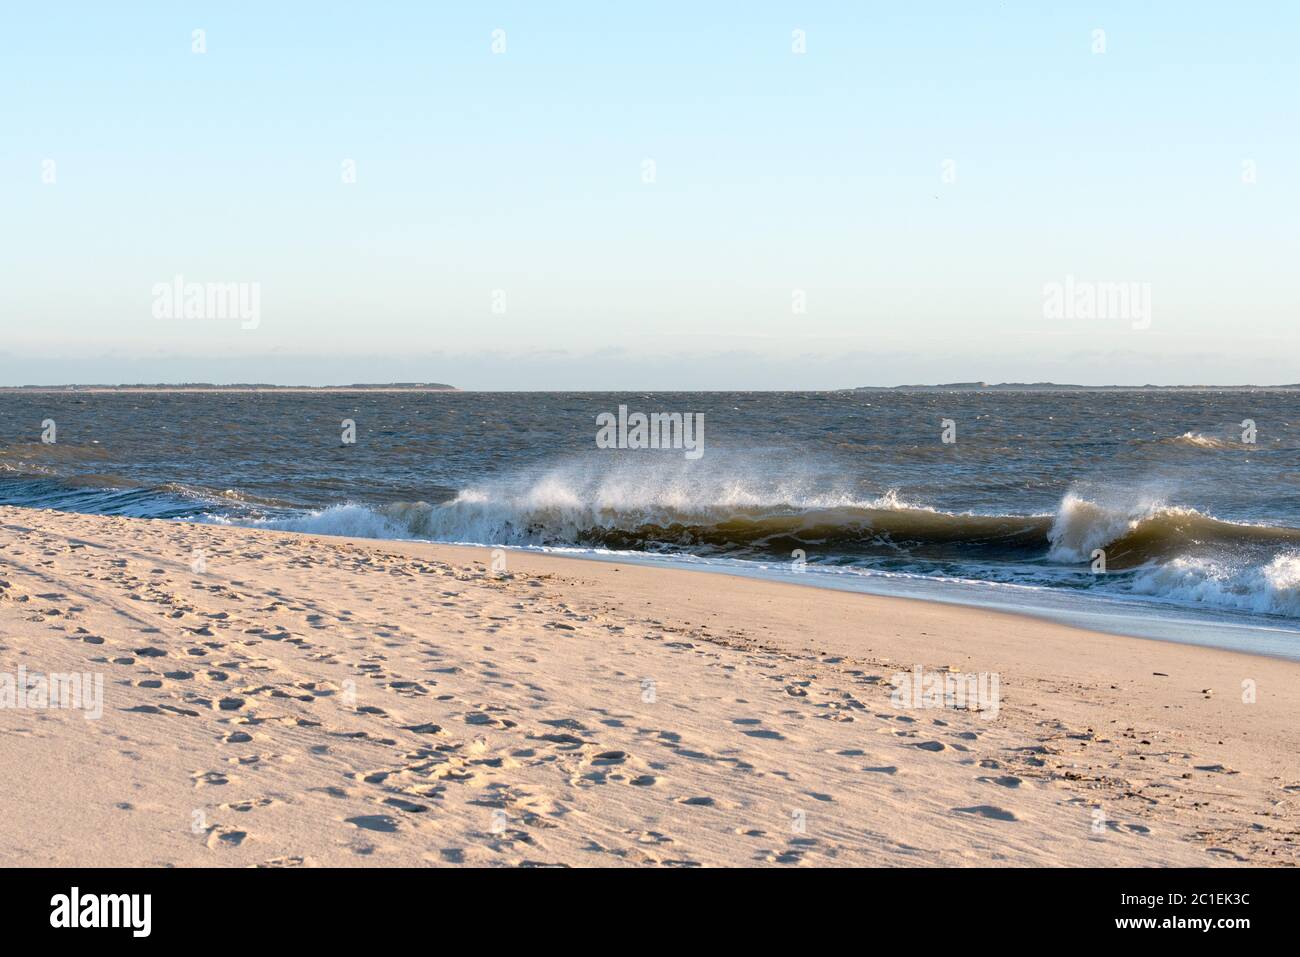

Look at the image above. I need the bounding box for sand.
[1,504,1297,867]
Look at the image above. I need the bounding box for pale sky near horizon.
[2,2,1297,389]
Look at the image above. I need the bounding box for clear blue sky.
[2,1,1297,388]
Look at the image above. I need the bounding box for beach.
[1,505,1296,867]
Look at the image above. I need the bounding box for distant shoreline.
[0,383,458,394]
[851,382,1300,392]
[1,382,1298,393]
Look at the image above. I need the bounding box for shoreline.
[2,506,1297,866]
[522,546,1300,662]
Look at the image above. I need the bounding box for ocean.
[2,390,1298,656]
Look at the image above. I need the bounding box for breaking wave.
[211,466,1300,619]
[7,451,1297,619]
[1159,431,1244,450]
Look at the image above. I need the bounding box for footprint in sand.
[1119,822,1150,835]
[163,701,203,716]
[978,775,1023,788]
[532,732,585,749]
[953,805,1018,821]
[1206,847,1249,862]
[220,798,275,812]
[191,770,230,787]
[401,723,445,735]
[381,796,430,814]
[205,827,248,848]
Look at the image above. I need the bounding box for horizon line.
[4,381,1300,393]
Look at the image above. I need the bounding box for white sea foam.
[1129,552,1300,618]
[1168,431,1237,450]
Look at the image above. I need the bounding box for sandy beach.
[1,504,1297,867]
